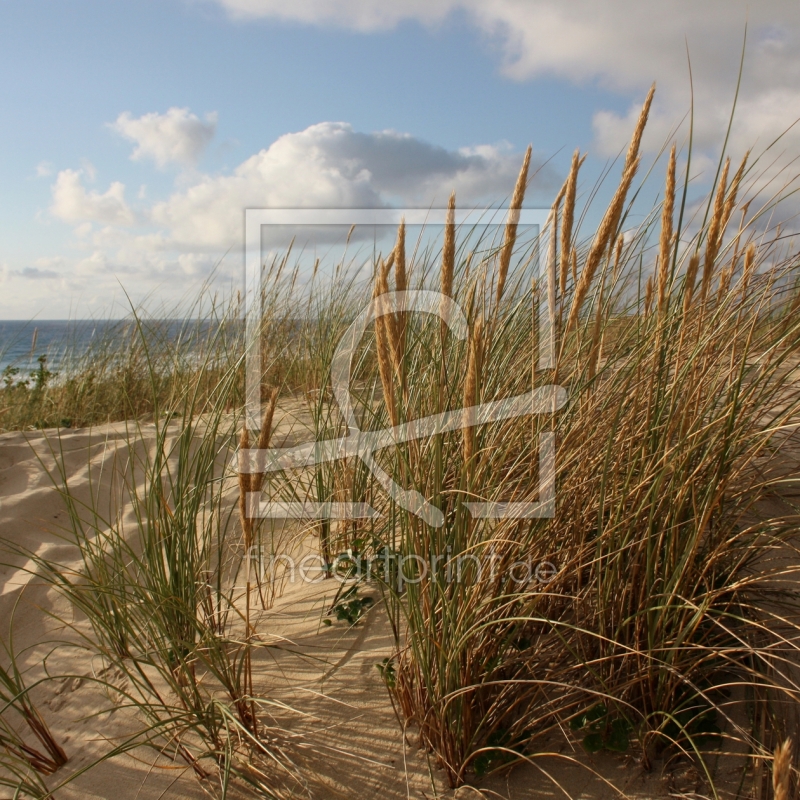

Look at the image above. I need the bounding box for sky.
[1,0,799,318]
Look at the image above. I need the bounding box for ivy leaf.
[605,719,631,752]
[582,733,604,753]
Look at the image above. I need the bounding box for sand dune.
[0,419,736,799]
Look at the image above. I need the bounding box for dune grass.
[367,116,800,789]
[1,87,799,797]
[272,89,800,791]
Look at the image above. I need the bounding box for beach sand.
[0,417,757,799]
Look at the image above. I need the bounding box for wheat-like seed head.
[374,258,398,427]
[375,249,395,287]
[612,234,624,283]
[289,264,300,295]
[560,243,570,297]
[657,144,676,316]
[256,387,278,452]
[441,192,456,299]
[722,150,750,233]
[731,198,752,276]
[718,263,733,299]
[238,425,252,547]
[394,219,408,359]
[684,253,701,314]
[701,157,731,305]
[375,253,403,374]
[773,738,793,800]
[496,145,531,308]
[546,206,559,349]
[250,387,279,496]
[626,83,655,170]
[560,149,583,296]
[439,192,457,345]
[644,274,654,316]
[464,275,479,323]
[562,88,653,337]
[742,242,757,296]
[395,219,407,294]
[565,156,639,335]
[654,256,665,316]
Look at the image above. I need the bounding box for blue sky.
[1,0,798,318]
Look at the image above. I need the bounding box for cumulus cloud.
[111,107,218,168]
[149,121,553,249]
[207,0,800,163]
[51,168,134,226]
[31,121,545,315]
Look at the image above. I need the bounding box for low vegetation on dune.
[1,85,800,798]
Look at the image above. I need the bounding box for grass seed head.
[773,739,793,800]
[496,145,531,308]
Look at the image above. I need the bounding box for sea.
[0,319,234,380]
[0,320,124,378]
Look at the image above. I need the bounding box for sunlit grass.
[1,85,799,797]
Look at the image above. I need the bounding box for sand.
[0,417,742,799]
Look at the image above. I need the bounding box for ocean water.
[0,319,234,381]
[0,320,127,378]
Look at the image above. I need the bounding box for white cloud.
[51,168,134,226]
[111,107,218,168]
[149,121,552,250]
[207,0,800,164]
[35,161,53,178]
[24,121,547,315]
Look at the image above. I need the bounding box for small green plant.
[570,704,633,754]
[2,365,24,389]
[659,696,723,749]
[30,355,54,394]
[471,729,528,776]
[322,585,374,627]
[375,657,396,689]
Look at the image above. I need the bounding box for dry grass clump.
[0,629,68,797]
[278,86,800,789]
